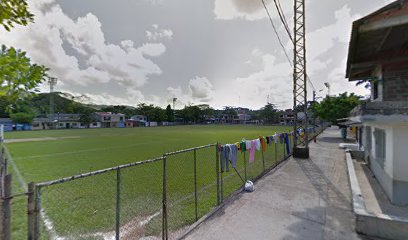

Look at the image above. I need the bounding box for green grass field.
[5,125,292,239]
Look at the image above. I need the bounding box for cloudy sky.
[0,0,393,109]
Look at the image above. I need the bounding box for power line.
[277,0,290,32]
[260,0,316,91]
[272,0,293,42]
[260,0,292,65]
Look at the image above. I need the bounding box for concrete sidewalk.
[184,127,370,240]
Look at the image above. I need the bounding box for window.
[374,128,386,168]
[365,126,372,152]
[373,80,379,100]
[103,116,111,121]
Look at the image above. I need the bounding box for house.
[346,0,408,205]
[31,118,52,130]
[53,114,82,129]
[95,112,125,128]
[279,109,295,125]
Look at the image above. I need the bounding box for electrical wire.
[260,0,292,65]
[260,0,316,91]
[273,0,293,42]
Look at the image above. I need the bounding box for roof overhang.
[346,0,408,81]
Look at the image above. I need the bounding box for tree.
[180,105,201,123]
[79,108,96,128]
[165,104,174,122]
[0,45,48,111]
[0,96,11,117]
[0,0,34,31]
[197,104,214,121]
[259,103,278,124]
[312,92,361,124]
[10,111,35,124]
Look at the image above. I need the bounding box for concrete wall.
[383,61,408,101]
[392,127,408,205]
[367,125,395,202]
[364,123,408,205]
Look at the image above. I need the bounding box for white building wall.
[368,124,393,178]
[393,127,408,182]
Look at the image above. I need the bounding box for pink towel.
[249,140,256,163]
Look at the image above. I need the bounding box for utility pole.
[293,0,309,158]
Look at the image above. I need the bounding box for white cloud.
[213,0,293,21]
[0,0,167,90]
[188,77,214,102]
[146,24,174,41]
[214,0,267,20]
[212,51,292,109]
[307,5,359,61]
[166,77,215,107]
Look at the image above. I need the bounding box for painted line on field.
[4,144,63,239]
[3,144,27,191]
[5,136,81,143]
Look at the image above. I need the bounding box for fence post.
[220,154,224,203]
[193,148,198,222]
[115,168,121,240]
[283,136,286,158]
[34,186,41,240]
[275,142,278,164]
[0,174,11,240]
[162,155,168,240]
[27,182,35,240]
[261,150,265,172]
[0,149,5,196]
[215,144,220,206]
[0,149,4,176]
[243,151,247,182]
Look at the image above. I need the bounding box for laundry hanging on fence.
[284,133,291,154]
[228,144,238,168]
[249,140,257,163]
[246,140,252,150]
[240,140,247,152]
[260,136,267,152]
[279,134,284,144]
[273,133,279,143]
[255,139,261,151]
[220,144,239,172]
[220,145,230,172]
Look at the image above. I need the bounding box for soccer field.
[5,125,292,239]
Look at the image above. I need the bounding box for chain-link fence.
[0,125,327,240]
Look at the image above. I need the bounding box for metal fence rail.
[0,125,326,240]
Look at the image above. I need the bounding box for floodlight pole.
[293,0,309,158]
[48,77,58,127]
[172,98,177,122]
